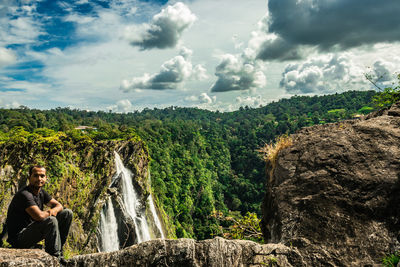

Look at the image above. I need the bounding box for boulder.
[262,103,400,266]
[0,248,59,266]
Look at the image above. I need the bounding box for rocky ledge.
[0,237,301,267]
[262,102,400,266]
[0,247,59,266]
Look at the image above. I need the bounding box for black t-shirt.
[6,186,52,245]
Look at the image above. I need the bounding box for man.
[5,165,73,262]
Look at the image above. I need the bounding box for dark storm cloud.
[256,35,302,61]
[257,0,400,61]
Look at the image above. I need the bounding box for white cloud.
[0,47,17,68]
[76,0,89,4]
[121,46,208,91]
[236,95,264,107]
[364,59,399,89]
[280,54,364,94]
[0,99,21,109]
[0,8,42,46]
[371,61,393,82]
[64,13,96,25]
[185,92,216,104]
[244,16,304,62]
[210,53,266,92]
[127,2,197,50]
[116,99,133,113]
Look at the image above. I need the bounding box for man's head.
[28,166,47,190]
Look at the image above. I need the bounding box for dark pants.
[16,209,73,257]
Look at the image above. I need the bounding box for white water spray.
[99,198,120,252]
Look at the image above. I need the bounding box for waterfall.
[147,169,165,239]
[148,194,165,239]
[99,152,165,251]
[114,152,151,243]
[99,151,165,252]
[99,198,120,252]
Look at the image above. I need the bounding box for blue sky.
[1,0,400,112]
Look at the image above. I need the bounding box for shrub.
[382,251,400,267]
[211,210,263,243]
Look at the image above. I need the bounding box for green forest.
[0,90,377,241]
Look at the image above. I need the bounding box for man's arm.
[25,199,63,221]
[25,205,51,221]
[46,198,63,216]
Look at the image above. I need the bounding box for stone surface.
[262,102,400,266]
[66,237,302,267]
[0,238,301,267]
[0,248,59,266]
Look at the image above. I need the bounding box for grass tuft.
[258,135,293,164]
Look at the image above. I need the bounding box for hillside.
[1,95,399,266]
[0,90,376,241]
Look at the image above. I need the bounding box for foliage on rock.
[0,127,149,256]
[382,251,400,267]
[365,72,400,108]
[211,210,263,243]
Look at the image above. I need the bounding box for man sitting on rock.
[5,165,73,262]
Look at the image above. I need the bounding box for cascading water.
[99,151,165,252]
[99,198,120,252]
[114,152,151,243]
[148,194,165,239]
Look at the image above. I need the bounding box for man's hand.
[46,198,63,217]
[48,208,58,217]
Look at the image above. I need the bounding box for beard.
[30,180,45,190]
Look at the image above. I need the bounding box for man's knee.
[58,209,73,220]
[45,216,59,228]
[64,208,73,218]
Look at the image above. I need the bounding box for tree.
[365,73,400,108]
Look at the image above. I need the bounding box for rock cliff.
[262,102,400,266]
[0,237,302,267]
[0,136,159,254]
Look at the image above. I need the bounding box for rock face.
[262,103,400,266]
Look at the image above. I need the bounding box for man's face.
[29,167,47,189]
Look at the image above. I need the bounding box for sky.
[1,0,400,112]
